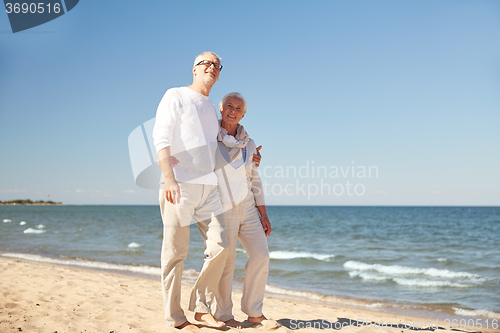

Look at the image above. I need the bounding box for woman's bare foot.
[247,315,267,324]
[194,313,226,327]
[248,315,280,329]
[176,321,201,331]
[225,319,243,329]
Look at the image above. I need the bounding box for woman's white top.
[215,139,265,209]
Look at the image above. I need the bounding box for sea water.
[1,205,499,319]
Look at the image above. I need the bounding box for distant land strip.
[0,199,62,205]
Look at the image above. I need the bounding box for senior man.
[153,52,228,330]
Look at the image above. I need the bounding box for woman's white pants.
[215,194,270,321]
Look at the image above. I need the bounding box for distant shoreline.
[0,200,63,206]
[0,203,63,206]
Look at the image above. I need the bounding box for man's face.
[220,96,245,126]
[193,53,221,87]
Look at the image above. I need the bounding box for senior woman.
[214,92,272,328]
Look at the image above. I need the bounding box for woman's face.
[220,96,245,126]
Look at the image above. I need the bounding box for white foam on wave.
[393,278,469,288]
[182,269,200,283]
[3,219,12,223]
[270,251,335,261]
[344,260,484,289]
[1,253,204,285]
[366,303,384,308]
[24,228,46,234]
[265,284,327,301]
[128,242,142,248]
[347,270,469,287]
[437,258,447,262]
[37,224,45,229]
[453,307,500,319]
[2,253,162,277]
[20,221,27,226]
[344,260,478,279]
[348,270,389,281]
[265,283,390,310]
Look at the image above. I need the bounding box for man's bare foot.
[194,312,226,327]
[176,321,201,331]
[225,319,243,329]
[247,315,267,324]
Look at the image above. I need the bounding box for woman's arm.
[248,140,271,236]
[257,205,271,236]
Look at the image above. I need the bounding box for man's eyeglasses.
[195,60,223,71]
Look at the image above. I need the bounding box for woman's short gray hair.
[220,92,247,114]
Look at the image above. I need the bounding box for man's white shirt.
[153,87,219,185]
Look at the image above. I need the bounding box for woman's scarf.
[218,120,249,160]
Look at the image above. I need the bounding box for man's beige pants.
[214,193,270,322]
[159,182,228,327]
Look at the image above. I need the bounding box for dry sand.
[0,257,493,333]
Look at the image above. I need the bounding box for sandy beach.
[1,257,495,333]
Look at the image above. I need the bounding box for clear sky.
[1,1,499,205]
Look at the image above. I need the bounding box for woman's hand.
[252,145,262,167]
[261,215,271,236]
[170,156,179,167]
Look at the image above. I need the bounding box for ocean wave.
[264,284,328,301]
[182,269,200,283]
[344,260,479,279]
[264,284,386,310]
[348,270,471,287]
[3,219,12,223]
[24,228,46,234]
[366,303,384,308]
[128,242,142,249]
[270,251,335,261]
[393,278,469,288]
[20,221,27,225]
[344,260,483,289]
[1,253,204,285]
[2,253,161,277]
[348,270,389,281]
[453,308,500,319]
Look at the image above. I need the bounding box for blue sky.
[1,0,499,205]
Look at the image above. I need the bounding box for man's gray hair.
[220,92,247,114]
[193,52,221,66]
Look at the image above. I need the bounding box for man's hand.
[252,145,262,167]
[158,147,181,205]
[165,177,181,205]
[261,215,271,236]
